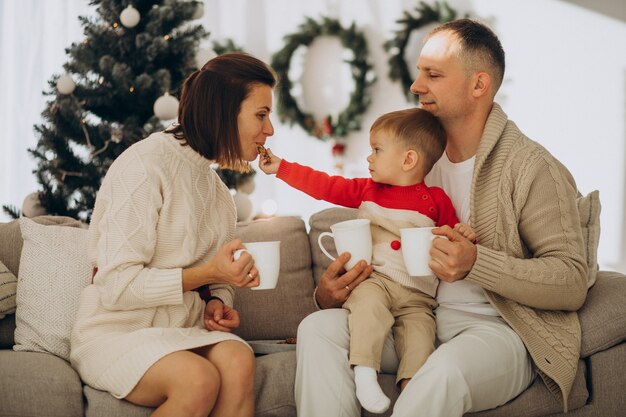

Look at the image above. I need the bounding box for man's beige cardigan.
[466,103,588,412]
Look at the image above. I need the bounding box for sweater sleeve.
[276,160,370,208]
[465,154,588,311]
[209,284,234,307]
[89,149,183,311]
[430,187,460,227]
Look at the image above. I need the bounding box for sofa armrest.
[579,271,626,357]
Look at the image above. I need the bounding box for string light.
[163,34,171,40]
[129,86,135,93]
[113,22,119,28]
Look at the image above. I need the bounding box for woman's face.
[237,84,274,161]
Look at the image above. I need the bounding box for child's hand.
[454,223,477,243]
[258,147,281,175]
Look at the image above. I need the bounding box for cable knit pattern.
[70,132,245,399]
[466,104,588,411]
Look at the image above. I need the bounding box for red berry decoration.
[390,240,401,250]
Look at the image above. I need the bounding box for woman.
[70,53,276,417]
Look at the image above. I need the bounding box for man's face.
[410,31,474,122]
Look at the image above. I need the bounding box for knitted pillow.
[577,190,601,288]
[14,217,91,360]
[0,260,17,319]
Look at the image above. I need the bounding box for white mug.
[400,227,437,276]
[234,241,281,290]
[318,219,372,270]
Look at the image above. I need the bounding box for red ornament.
[332,143,346,156]
[390,240,401,250]
[322,116,334,135]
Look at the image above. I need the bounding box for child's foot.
[354,365,390,413]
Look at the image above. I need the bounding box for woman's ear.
[403,150,419,171]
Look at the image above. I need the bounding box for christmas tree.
[3,0,210,221]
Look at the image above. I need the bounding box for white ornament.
[120,5,140,28]
[153,93,179,120]
[233,192,253,222]
[56,74,76,95]
[192,2,204,20]
[22,192,47,218]
[195,48,217,69]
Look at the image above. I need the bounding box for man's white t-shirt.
[425,152,500,316]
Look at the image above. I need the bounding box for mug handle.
[317,232,336,261]
[233,248,250,261]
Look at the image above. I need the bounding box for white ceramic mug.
[399,227,437,276]
[234,241,281,290]
[318,219,372,270]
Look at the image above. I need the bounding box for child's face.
[366,130,409,185]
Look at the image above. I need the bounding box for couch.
[1,207,625,417]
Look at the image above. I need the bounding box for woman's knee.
[227,342,256,385]
[174,361,221,412]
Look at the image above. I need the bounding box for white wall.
[2,0,625,273]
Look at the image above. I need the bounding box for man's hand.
[429,225,477,282]
[204,299,241,332]
[315,252,373,309]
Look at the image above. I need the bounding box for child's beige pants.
[342,273,438,382]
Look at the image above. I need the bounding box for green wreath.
[385,2,458,101]
[271,17,376,140]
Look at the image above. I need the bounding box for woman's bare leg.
[195,340,256,417]
[125,350,220,417]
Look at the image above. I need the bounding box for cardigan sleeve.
[465,153,588,311]
[89,149,183,311]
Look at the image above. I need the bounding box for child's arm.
[257,147,281,174]
[454,223,476,243]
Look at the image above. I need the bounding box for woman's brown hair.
[167,52,276,171]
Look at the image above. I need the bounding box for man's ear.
[403,150,419,171]
[472,72,491,98]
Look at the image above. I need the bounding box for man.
[295,18,588,417]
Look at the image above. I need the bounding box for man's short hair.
[429,18,505,92]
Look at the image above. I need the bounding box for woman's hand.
[212,240,260,288]
[182,239,260,291]
[203,299,240,332]
[258,148,281,175]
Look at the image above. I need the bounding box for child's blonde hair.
[370,108,446,174]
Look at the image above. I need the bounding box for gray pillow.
[233,216,317,340]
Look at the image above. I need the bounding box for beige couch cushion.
[0,350,84,417]
[579,271,626,357]
[577,190,601,288]
[0,215,84,277]
[14,217,91,360]
[233,216,316,341]
[308,207,358,286]
[0,260,17,319]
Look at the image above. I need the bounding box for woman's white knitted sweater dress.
[70,132,246,399]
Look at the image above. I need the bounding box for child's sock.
[354,365,390,413]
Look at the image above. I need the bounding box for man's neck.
[442,103,492,163]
